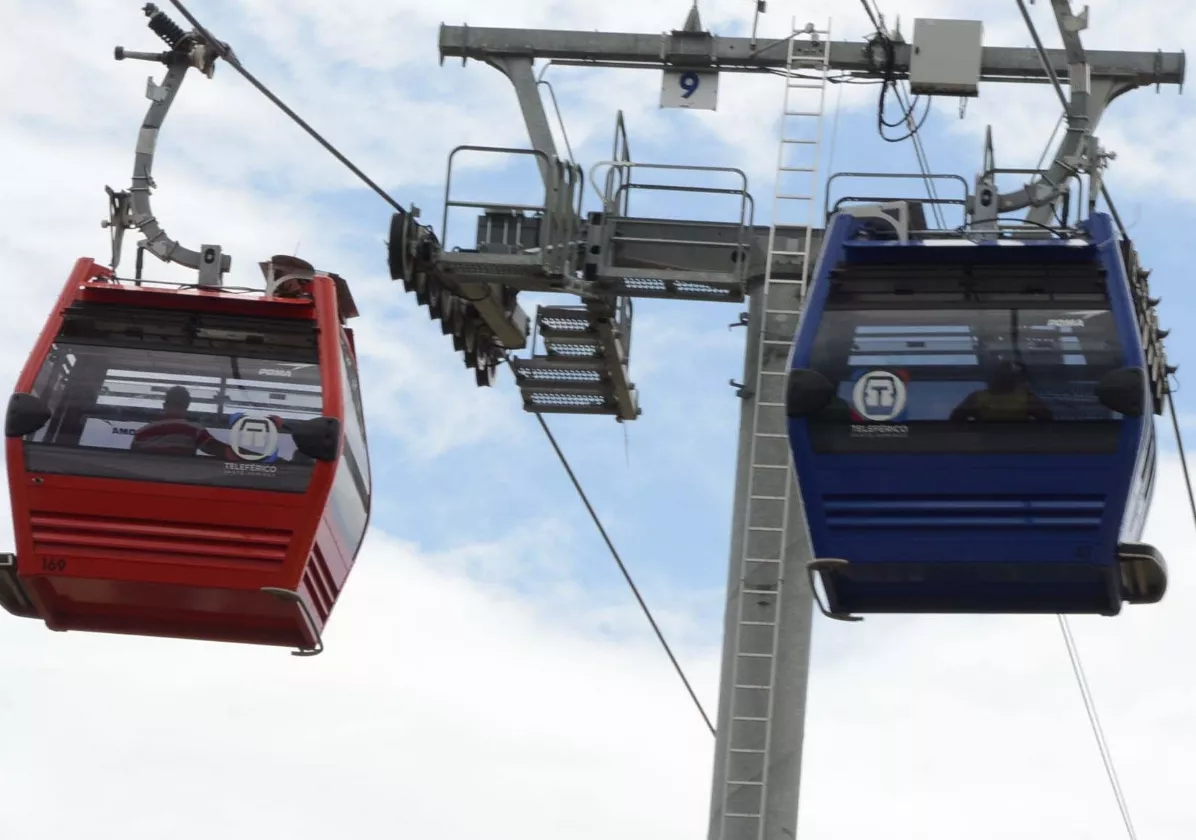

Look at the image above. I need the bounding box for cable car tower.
[386,3,1185,837]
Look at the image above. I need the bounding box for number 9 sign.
[660,69,719,110]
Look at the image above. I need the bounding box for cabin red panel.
[1,257,370,652]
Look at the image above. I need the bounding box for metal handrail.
[824,171,971,227]
[588,161,755,281]
[832,194,967,212]
[607,111,634,215]
[589,161,751,217]
[442,145,585,276]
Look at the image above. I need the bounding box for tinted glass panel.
[327,331,369,558]
[328,458,368,558]
[339,332,370,489]
[25,329,323,492]
[805,307,1124,454]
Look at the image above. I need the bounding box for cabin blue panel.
[791,449,1139,614]
[787,211,1155,616]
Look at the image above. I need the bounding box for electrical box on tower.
[909,18,984,97]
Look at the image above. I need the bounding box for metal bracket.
[805,559,863,623]
[1086,137,1115,214]
[107,4,232,283]
[260,586,325,657]
[0,552,38,620]
[197,245,224,287]
[1117,542,1167,605]
[729,378,753,399]
[1054,1,1090,44]
[987,0,1093,224]
[259,254,360,320]
[663,8,715,66]
[837,202,912,241]
[101,186,133,272]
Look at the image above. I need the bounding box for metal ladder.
[717,19,831,840]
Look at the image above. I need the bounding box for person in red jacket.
[131,385,228,458]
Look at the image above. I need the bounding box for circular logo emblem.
[852,370,907,422]
[228,413,280,462]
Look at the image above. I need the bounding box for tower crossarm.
[438,24,1184,89]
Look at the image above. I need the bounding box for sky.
[1,1,1195,838]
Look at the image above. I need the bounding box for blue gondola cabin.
[786,208,1167,617]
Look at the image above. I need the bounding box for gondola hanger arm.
[103,4,231,286]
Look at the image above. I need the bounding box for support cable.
[1014,11,1152,836]
[870,35,931,142]
[1056,615,1138,840]
[1035,113,1067,172]
[1015,9,1145,836]
[900,90,947,228]
[825,76,846,186]
[858,0,883,32]
[1016,0,1069,111]
[162,0,490,298]
[859,0,945,227]
[1016,0,1077,226]
[1018,1,1137,235]
[1011,0,1097,222]
[534,413,717,737]
[160,0,715,736]
[165,0,407,216]
[1168,391,1196,532]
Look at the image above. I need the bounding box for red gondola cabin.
[0,256,371,653]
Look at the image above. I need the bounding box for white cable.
[1057,615,1138,840]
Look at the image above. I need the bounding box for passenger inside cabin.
[949,360,1053,423]
[130,385,228,458]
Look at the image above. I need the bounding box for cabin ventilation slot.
[301,542,338,621]
[822,495,1106,529]
[29,512,292,565]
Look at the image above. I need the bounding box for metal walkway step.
[510,303,640,420]
[435,251,567,290]
[587,195,753,302]
[599,267,746,301]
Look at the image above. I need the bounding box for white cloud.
[0,525,719,840]
[4,458,1196,839]
[3,2,1196,839]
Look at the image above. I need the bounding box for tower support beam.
[483,56,560,189]
[439,24,1183,86]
